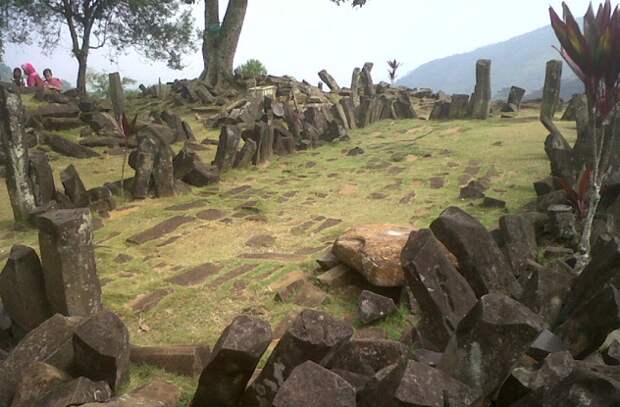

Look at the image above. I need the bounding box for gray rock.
[358,290,397,325]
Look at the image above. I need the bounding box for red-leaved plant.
[557,168,593,218]
[549,1,620,269]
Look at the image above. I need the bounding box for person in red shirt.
[43,68,63,92]
[21,63,44,88]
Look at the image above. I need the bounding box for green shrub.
[234,59,267,80]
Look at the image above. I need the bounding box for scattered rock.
[358,290,397,325]
[459,180,486,199]
[126,216,194,244]
[130,344,211,377]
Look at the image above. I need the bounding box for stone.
[401,229,477,351]
[316,251,340,271]
[505,86,526,111]
[470,59,492,119]
[0,87,37,222]
[347,146,364,156]
[316,264,354,288]
[275,280,327,307]
[234,138,258,169]
[31,103,80,118]
[191,315,272,407]
[394,91,417,119]
[520,266,574,326]
[527,329,566,361]
[430,207,522,298]
[339,97,358,129]
[81,380,178,407]
[28,151,56,208]
[544,131,575,184]
[556,284,620,359]
[273,361,356,407]
[79,136,119,148]
[350,68,362,106]
[37,209,102,317]
[459,180,486,199]
[0,245,52,333]
[360,63,376,97]
[214,125,241,171]
[540,60,563,130]
[0,314,83,406]
[430,100,450,120]
[87,112,122,136]
[448,94,470,119]
[36,377,112,406]
[242,310,353,406]
[132,129,176,199]
[173,145,219,187]
[256,121,275,164]
[73,310,130,392]
[126,216,193,245]
[411,349,443,368]
[321,339,408,377]
[330,103,349,129]
[603,340,620,366]
[359,360,477,407]
[131,345,210,377]
[318,70,341,93]
[60,164,88,208]
[332,224,412,287]
[439,294,544,399]
[481,196,506,208]
[43,132,100,159]
[358,290,397,325]
[561,93,587,121]
[10,362,72,407]
[499,214,538,278]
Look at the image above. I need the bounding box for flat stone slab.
[238,253,306,261]
[126,216,194,245]
[196,209,226,221]
[131,289,173,313]
[314,219,343,233]
[208,264,256,288]
[166,263,221,286]
[165,200,208,211]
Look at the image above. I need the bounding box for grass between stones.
[0,97,578,405]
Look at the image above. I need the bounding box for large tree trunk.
[201,0,248,89]
[76,53,88,94]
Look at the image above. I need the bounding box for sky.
[2,0,595,88]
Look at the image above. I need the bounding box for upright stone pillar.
[350,68,362,107]
[470,59,492,119]
[540,60,563,132]
[37,209,102,317]
[28,151,56,208]
[0,87,37,222]
[318,70,341,93]
[361,62,376,97]
[108,72,125,121]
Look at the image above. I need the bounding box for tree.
[234,59,267,80]
[387,59,402,85]
[549,1,620,270]
[86,68,136,98]
[198,0,367,89]
[4,0,196,93]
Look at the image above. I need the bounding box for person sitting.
[43,68,63,92]
[12,68,24,88]
[21,63,44,88]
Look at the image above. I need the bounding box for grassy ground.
[0,96,577,405]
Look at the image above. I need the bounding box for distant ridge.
[397,23,583,100]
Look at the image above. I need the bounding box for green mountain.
[397,23,583,100]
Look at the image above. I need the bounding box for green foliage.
[234,59,267,80]
[86,69,136,98]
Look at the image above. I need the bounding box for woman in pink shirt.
[21,63,44,88]
[43,68,63,92]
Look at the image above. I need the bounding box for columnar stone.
[73,310,130,392]
[38,377,112,406]
[0,245,52,334]
[214,125,241,171]
[10,362,72,407]
[38,209,102,317]
[0,87,37,222]
[257,121,275,164]
[561,93,587,121]
[520,266,574,326]
[0,314,84,407]
[131,133,157,199]
[470,59,492,119]
[439,294,544,399]
[273,361,356,407]
[60,164,88,207]
[242,309,353,406]
[321,339,408,378]
[150,134,176,198]
[28,151,56,208]
[351,67,362,106]
[330,103,349,129]
[172,146,219,187]
[361,63,376,97]
[318,70,341,93]
[81,380,178,407]
[130,345,210,378]
[191,315,272,407]
[430,100,450,120]
[506,86,526,111]
[357,97,372,128]
[394,91,417,119]
[540,60,563,131]
[449,94,470,119]
[499,214,538,278]
[544,131,576,185]
[429,207,522,298]
[108,72,125,121]
[401,229,477,351]
[283,102,303,141]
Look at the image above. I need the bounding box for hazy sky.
[3,0,595,88]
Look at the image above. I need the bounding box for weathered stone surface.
[256,121,275,163]
[339,97,358,129]
[401,229,477,351]
[540,60,563,128]
[0,314,83,406]
[350,68,362,106]
[132,130,176,199]
[499,214,538,278]
[73,310,130,392]
[556,284,620,359]
[233,138,257,169]
[37,209,102,317]
[28,151,56,208]
[0,245,52,333]
[520,265,574,326]
[544,131,575,184]
[394,91,417,119]
[173,145,219,187]
[449,94,470,119]
[561,93,587,121]
[131,344,210,377]
[44,132,100,159]
[37,377,112,406]
[0,88,37,222]
[430,100,450,120]
[358,290,397,325]
[272,361,355,407]
[126,216,194,245]
[330,103,349,129]
[603,340,620,366]
[360,63,376,97]
[430,207,522,298]
[191,315,272,407]
[81,380,178,407]
[505,86,526,112]
[10,362,72,407]
[359,360,477,407]
[32,103,80,119]
[214,125,241,171]
[87,186,116,216]
[318,70,341,93]
[470,59,492,119]
[527,329,566,361]
[332,224,412,287]
[439,294,544,399]
[60,164,88,208]
[316,264,354,288]
[459,180,486,199]
[321,339,408,377]
[243,310,353,406]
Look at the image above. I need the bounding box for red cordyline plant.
[550,0,620,270]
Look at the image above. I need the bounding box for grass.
[0,95,578,405]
